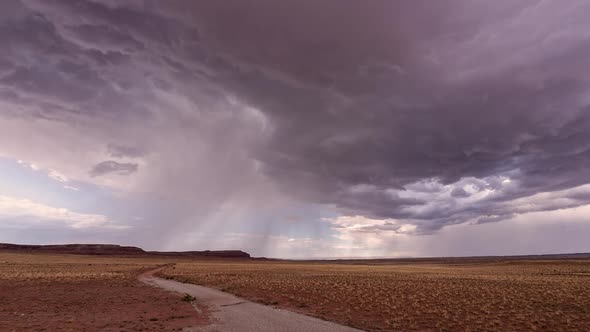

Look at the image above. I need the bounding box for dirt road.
[140,267,362,332]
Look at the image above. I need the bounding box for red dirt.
[0,276,209,331]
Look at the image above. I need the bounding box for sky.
[1,0,590,258]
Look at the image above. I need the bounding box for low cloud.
[47,169,68,182]
[89,160,138,177]
[0,194,125,229]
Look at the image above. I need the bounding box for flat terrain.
[2,252,590,331]
[159,258,590,331]
[142,267,361,332]
[0,252,209,331]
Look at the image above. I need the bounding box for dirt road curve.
[140,267,362,332]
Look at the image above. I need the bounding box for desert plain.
[1,251,590,331]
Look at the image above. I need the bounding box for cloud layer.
[0,194,123,229]
[1,1,590,255]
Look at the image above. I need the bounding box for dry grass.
[0,252,208,331]
[3,252,589,331]
[0,252,162,282]
[161,259,590,331]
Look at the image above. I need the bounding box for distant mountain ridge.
[0,243,250,258]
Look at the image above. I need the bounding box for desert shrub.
[182,294,196,302]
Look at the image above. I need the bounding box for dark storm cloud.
[90,160,138,177]
[166,1,590,231]
[186,0,590,231]
[4,0,590,234]
[0,6,145,123]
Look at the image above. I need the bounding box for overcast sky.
[1,0,590,258]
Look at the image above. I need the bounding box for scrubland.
[0,253,206,331]
[2,252,589,331]
[160,259,590,331]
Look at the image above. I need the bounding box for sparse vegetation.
[0,253,207,331]
[182,294,196,302]
[2,252,589,331]
[161,259,590,331]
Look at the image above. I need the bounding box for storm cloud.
[1,0,590,255]
[90,160,138,177]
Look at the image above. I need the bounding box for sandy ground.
[0,280,211,331]
[160,259,590,331]
[141,268,362,332]
[0,254,211,332]
[4,252,589,331]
